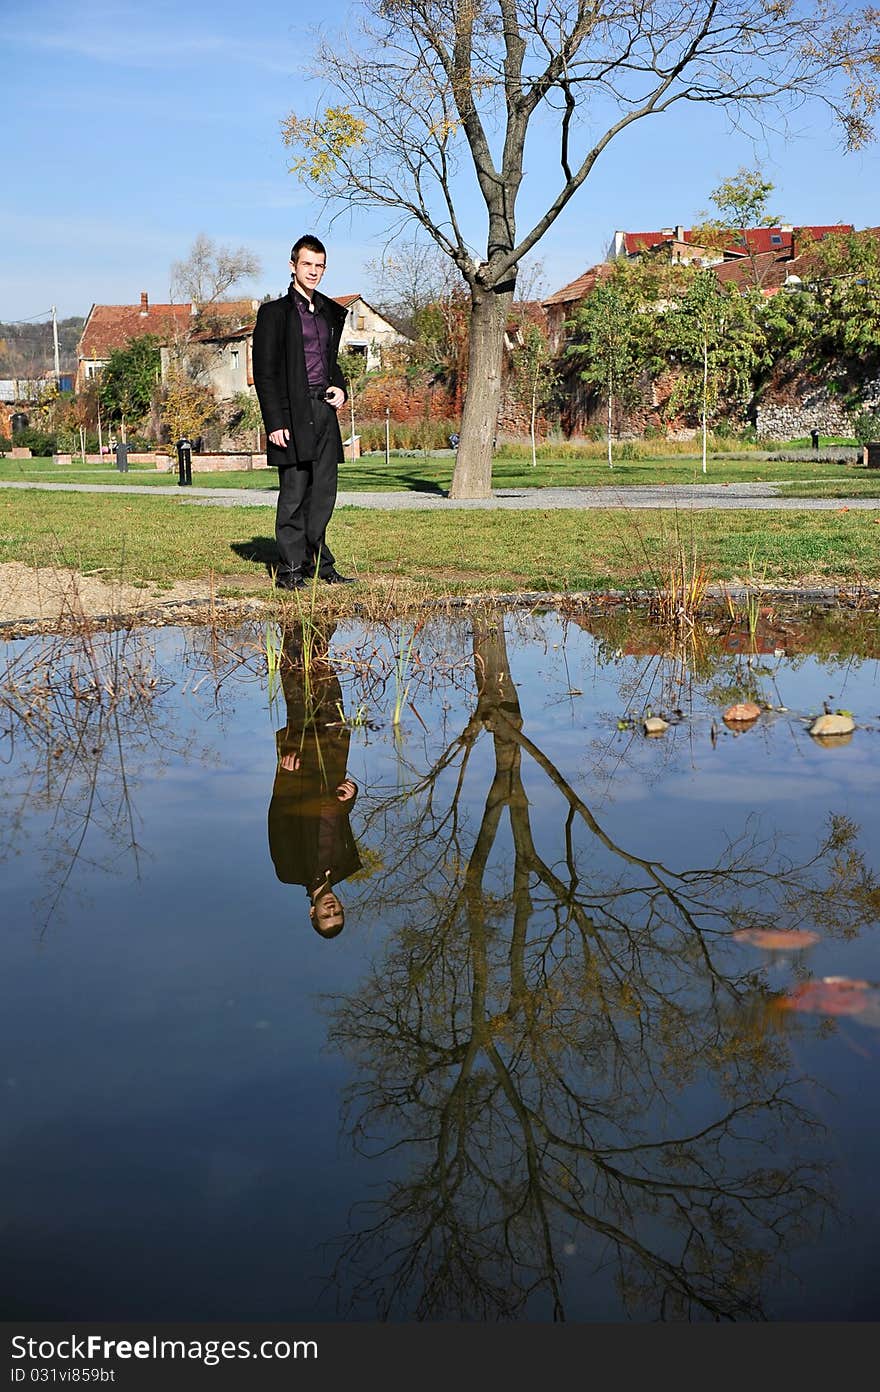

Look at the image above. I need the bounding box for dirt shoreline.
[0,561,264,627]
[2,560,880,640]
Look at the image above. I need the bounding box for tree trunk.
[607,377,613,469]
[449,283,513,499]
[530,374,537,468]
[702,336,708,475]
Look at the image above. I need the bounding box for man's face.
[290,249,326,295]
[310,890,344,937]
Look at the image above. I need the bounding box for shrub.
[357,417,460,453]
[12,427,56,455]
[852,409,880,446]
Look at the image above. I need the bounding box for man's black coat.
[252,285,348,465]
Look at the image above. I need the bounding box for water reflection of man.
[268,624,361,938]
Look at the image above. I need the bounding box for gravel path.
[3,478,880,510]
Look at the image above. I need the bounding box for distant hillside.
[0,317,84,378]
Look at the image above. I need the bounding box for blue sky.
[3,0,878,323]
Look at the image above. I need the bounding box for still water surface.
[2,608,879,1321]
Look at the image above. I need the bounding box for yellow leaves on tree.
[161,367,215,445]
[282,107,366,185]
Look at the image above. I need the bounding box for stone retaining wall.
[755,376,880,440]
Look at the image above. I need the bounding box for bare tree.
[317,613,879,1319]
[365,235,453,334]
[283,1,878,498]
[170,233,261,310]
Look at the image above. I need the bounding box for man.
[267,621,362,939]
[252,234,355,589]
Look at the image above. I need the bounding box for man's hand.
[280,751,301,772]
[269,428,290,447]
[324,386,345,409]
[336,777,358,807]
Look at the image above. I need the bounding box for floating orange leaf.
[779,977,876,1016]
[733,928,820,950]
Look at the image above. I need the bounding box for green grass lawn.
[0,458,271,489]
[777,476,880,498]
[3,489,879,594]
[1,450,876,494]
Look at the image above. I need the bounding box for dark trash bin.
[810,429,820,451]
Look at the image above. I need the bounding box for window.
[231,349,240,369]
[771,234,783,245]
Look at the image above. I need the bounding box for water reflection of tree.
[0,629,203,930]
[326,612,877,1322]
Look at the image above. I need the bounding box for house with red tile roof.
[161,300,262,400]
[177,293,409,402]
[77,290,411,406]
[542,224,859,347]
[608,224,852,263]
[78,294,275,420]
[334,294,409,368]
[541,263,613,350]
[75,293,194,392]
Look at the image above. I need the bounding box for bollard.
[176,438,192,486]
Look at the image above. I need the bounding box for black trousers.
[274,398,337,576]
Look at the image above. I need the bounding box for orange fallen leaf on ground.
[733,928,820,950]
[778,977,876,1016]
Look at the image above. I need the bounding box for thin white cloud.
[9,12,302,76]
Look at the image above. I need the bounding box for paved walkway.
[2,478,879,511]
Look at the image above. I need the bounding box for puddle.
[2,605,880,1321]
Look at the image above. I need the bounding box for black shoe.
[319,568,356,585]
[274,569,306,591]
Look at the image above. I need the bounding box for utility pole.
[51,306,60,381]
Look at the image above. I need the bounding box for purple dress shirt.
[292,287,330,390]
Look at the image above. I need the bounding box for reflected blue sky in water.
[2,611,879,1320]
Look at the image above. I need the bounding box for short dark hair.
[291,234,327,263]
